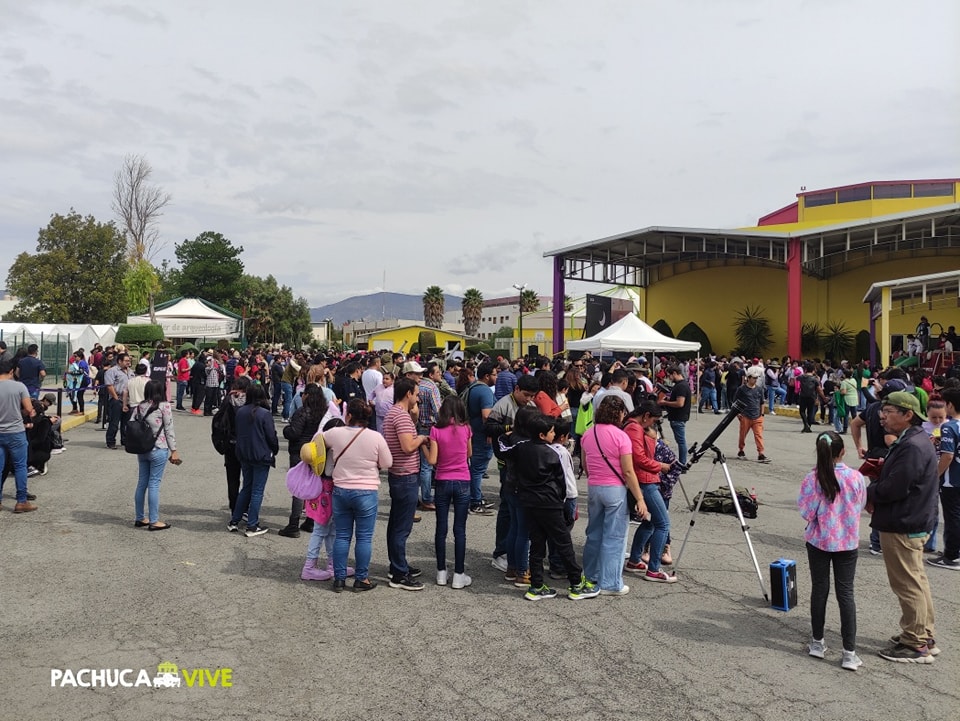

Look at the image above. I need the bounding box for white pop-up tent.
[566,313,700,354]
[127,297,241,339]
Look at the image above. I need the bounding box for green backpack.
[575,398,594,436]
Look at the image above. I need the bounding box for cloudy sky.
[1,0,957,309]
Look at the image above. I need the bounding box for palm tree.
[519,289,539,313]
[422,285,445,329]
[461,288,483,337]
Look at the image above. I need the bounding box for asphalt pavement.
[2,403,957,720]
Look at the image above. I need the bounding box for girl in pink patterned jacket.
[797,431,867,671]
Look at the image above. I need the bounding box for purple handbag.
[286,461,323,500]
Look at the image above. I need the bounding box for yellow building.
[546,179,960,362]
[357,324,469,355]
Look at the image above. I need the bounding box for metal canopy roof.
[545,203,960,286]
[862,269,960,304]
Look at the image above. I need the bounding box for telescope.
[683,398,746,471]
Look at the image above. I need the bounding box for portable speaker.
[770,558,797,612]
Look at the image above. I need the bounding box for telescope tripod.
[671,444,768,601]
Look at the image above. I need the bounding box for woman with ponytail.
[797,430,867,671]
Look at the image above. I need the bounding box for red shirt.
[533,390,562,417]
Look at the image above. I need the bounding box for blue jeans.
[583,483,628,591]
[700,387,718,412]
[135,446,168,524]
[175,380,188,409]
[669,420,688,466]
[0,431,29,503]
[435,480,470,573]
[280,382,293,420]
[629,484,671,572]
[332,487,378,581]
[306,519,335,561]
[503,490,529,574]
[469,440,493,505]
[231,462,271,528]
[766,385,787,413]
[417,429,434,503]
[386,472,420,578]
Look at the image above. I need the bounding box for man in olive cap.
[870,391,939,664]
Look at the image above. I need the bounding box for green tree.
[519,288,540,313]
[239,274,312,346]
[820,321,855,363]
[5,211,127,322]
[801,322,822,355]
[461,288,484,337]
[172,231,244,308]
[123,259,161,314]
[733,305,772,359]
[423,285,445,329]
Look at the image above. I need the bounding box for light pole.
[512,283,526,360]
[322,317,333,348]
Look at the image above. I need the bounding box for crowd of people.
[1,337,957,669]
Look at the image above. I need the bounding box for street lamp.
[512,283,526,360]
[322,317,333,348]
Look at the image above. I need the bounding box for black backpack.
[125,407,162,454]
[211,401,235,455]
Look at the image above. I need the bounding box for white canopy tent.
[0,323,117,354]
[566,313,701,354]
[127,297,241,339]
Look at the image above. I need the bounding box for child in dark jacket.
[498,412,599,601]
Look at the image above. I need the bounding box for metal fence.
[0,330,71,384]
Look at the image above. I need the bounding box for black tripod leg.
[671,456,719,574]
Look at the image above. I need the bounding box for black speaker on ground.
[770,558,797,611]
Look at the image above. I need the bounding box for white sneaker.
[841,650,863,671]
[436,570,448,586]
[51,448,65,454]
[808,638,826,659]
[599,585,630,596]
[491,555,509,572]
[452,572,472,589]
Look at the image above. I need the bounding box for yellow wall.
[800,194,958,224]
[642,257,958,358]
[364,326,467,352]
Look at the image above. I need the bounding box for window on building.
[913,182,954,198]
[872,183,911,199]
[804,191,836,207]
[837,186,871,203]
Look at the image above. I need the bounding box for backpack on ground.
[693,485,758,519]
[125,407,162,454]
[211,402,235,455]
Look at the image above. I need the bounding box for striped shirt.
[384,404,420,475]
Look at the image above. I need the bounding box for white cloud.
[0,0,957,307]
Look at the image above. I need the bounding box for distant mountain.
[310,292,462,326]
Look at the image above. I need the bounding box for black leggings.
[806,543,858,651]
